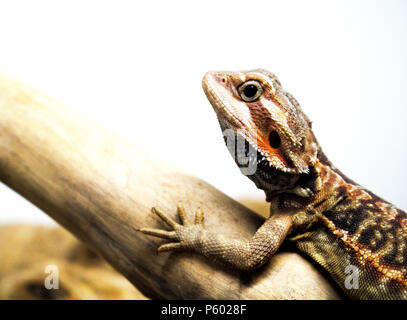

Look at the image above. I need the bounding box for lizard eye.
[238,80,263,102]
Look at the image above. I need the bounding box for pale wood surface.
[0,70,342,299]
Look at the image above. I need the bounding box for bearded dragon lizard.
[140,69,407,299]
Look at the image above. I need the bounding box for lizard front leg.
[139,202,292,270]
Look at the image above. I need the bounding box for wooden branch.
[0,70,341,299]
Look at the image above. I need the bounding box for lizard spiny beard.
[222,130,318,205]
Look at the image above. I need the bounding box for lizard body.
[140,69,407,299]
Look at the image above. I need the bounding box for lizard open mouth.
[254,153,318,202]
[226,131,317,200]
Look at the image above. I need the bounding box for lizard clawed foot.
[139,201,205,253]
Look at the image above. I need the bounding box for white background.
[0,0,406,225]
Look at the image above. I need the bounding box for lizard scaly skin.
[140,69,407,299]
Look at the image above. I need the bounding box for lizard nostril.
[268,130,281,149]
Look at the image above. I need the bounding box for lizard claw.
[139,201,205,253]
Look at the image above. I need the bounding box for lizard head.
[202,69,321,202]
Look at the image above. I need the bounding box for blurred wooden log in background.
[0,70,342,299]
[0,225,145,299]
